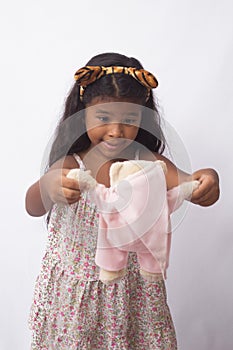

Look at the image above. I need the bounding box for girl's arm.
[157,154,220,207]
[25,155,81,217]
[141,150,220,207]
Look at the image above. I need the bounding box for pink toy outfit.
[89,161,197,281]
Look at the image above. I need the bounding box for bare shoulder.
[49,154,80,170]
[138,148,171,164]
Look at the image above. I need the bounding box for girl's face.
[84,97,142,159]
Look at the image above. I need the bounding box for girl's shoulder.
[50,154,80,170]
[138,149,190,189]
[138,148,165,163]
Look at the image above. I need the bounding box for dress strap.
[73,153,86,170]
[135,149,140,160]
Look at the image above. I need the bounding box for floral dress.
[28,155,177,350]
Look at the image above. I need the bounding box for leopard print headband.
[74,66,158,101]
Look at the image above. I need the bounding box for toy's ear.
[156,160,167,174]
[109,162,124,186]
[109,161,142,186]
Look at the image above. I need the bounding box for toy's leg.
[137,252,164,281]
[99,268,127,284]
[139,269,164,282]
[95,248,128,284]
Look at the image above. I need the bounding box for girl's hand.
[25,155,81,217]
[190,168,220,207]
[40,168,81,205]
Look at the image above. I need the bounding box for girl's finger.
[62,177,80,190]
[191,191,211,205]
[191,184,209,201]
[191,186,219,206]
[62,187,81,201]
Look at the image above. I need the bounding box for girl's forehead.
[86,97,143,115]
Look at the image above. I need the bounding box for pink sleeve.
[167,180,200,214]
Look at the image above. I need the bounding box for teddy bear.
[67,160,199,283]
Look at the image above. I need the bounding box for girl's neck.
[78,144,138,187]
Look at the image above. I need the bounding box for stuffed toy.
[67,160,199,283]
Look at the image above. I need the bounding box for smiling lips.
[102,140,126,150]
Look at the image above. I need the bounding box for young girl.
[26,52,219,350]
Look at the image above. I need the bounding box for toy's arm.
[67,168,97,191]
[67,168,119,206]
[167,180,200,213]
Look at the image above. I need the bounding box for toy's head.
[109,160,167,186]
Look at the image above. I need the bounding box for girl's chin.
[94,140,133,159]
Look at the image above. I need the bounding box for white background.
[0,1,232,349]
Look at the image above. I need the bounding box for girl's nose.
[108,123,123,138]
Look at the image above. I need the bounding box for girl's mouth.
[101,140,126,150]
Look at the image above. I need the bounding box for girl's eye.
[97,116,109,123]
[123,119,137,125]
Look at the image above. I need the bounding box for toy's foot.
[140,269,163,282]
[99,268,126,285]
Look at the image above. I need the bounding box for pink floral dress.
[28,156,177,350]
